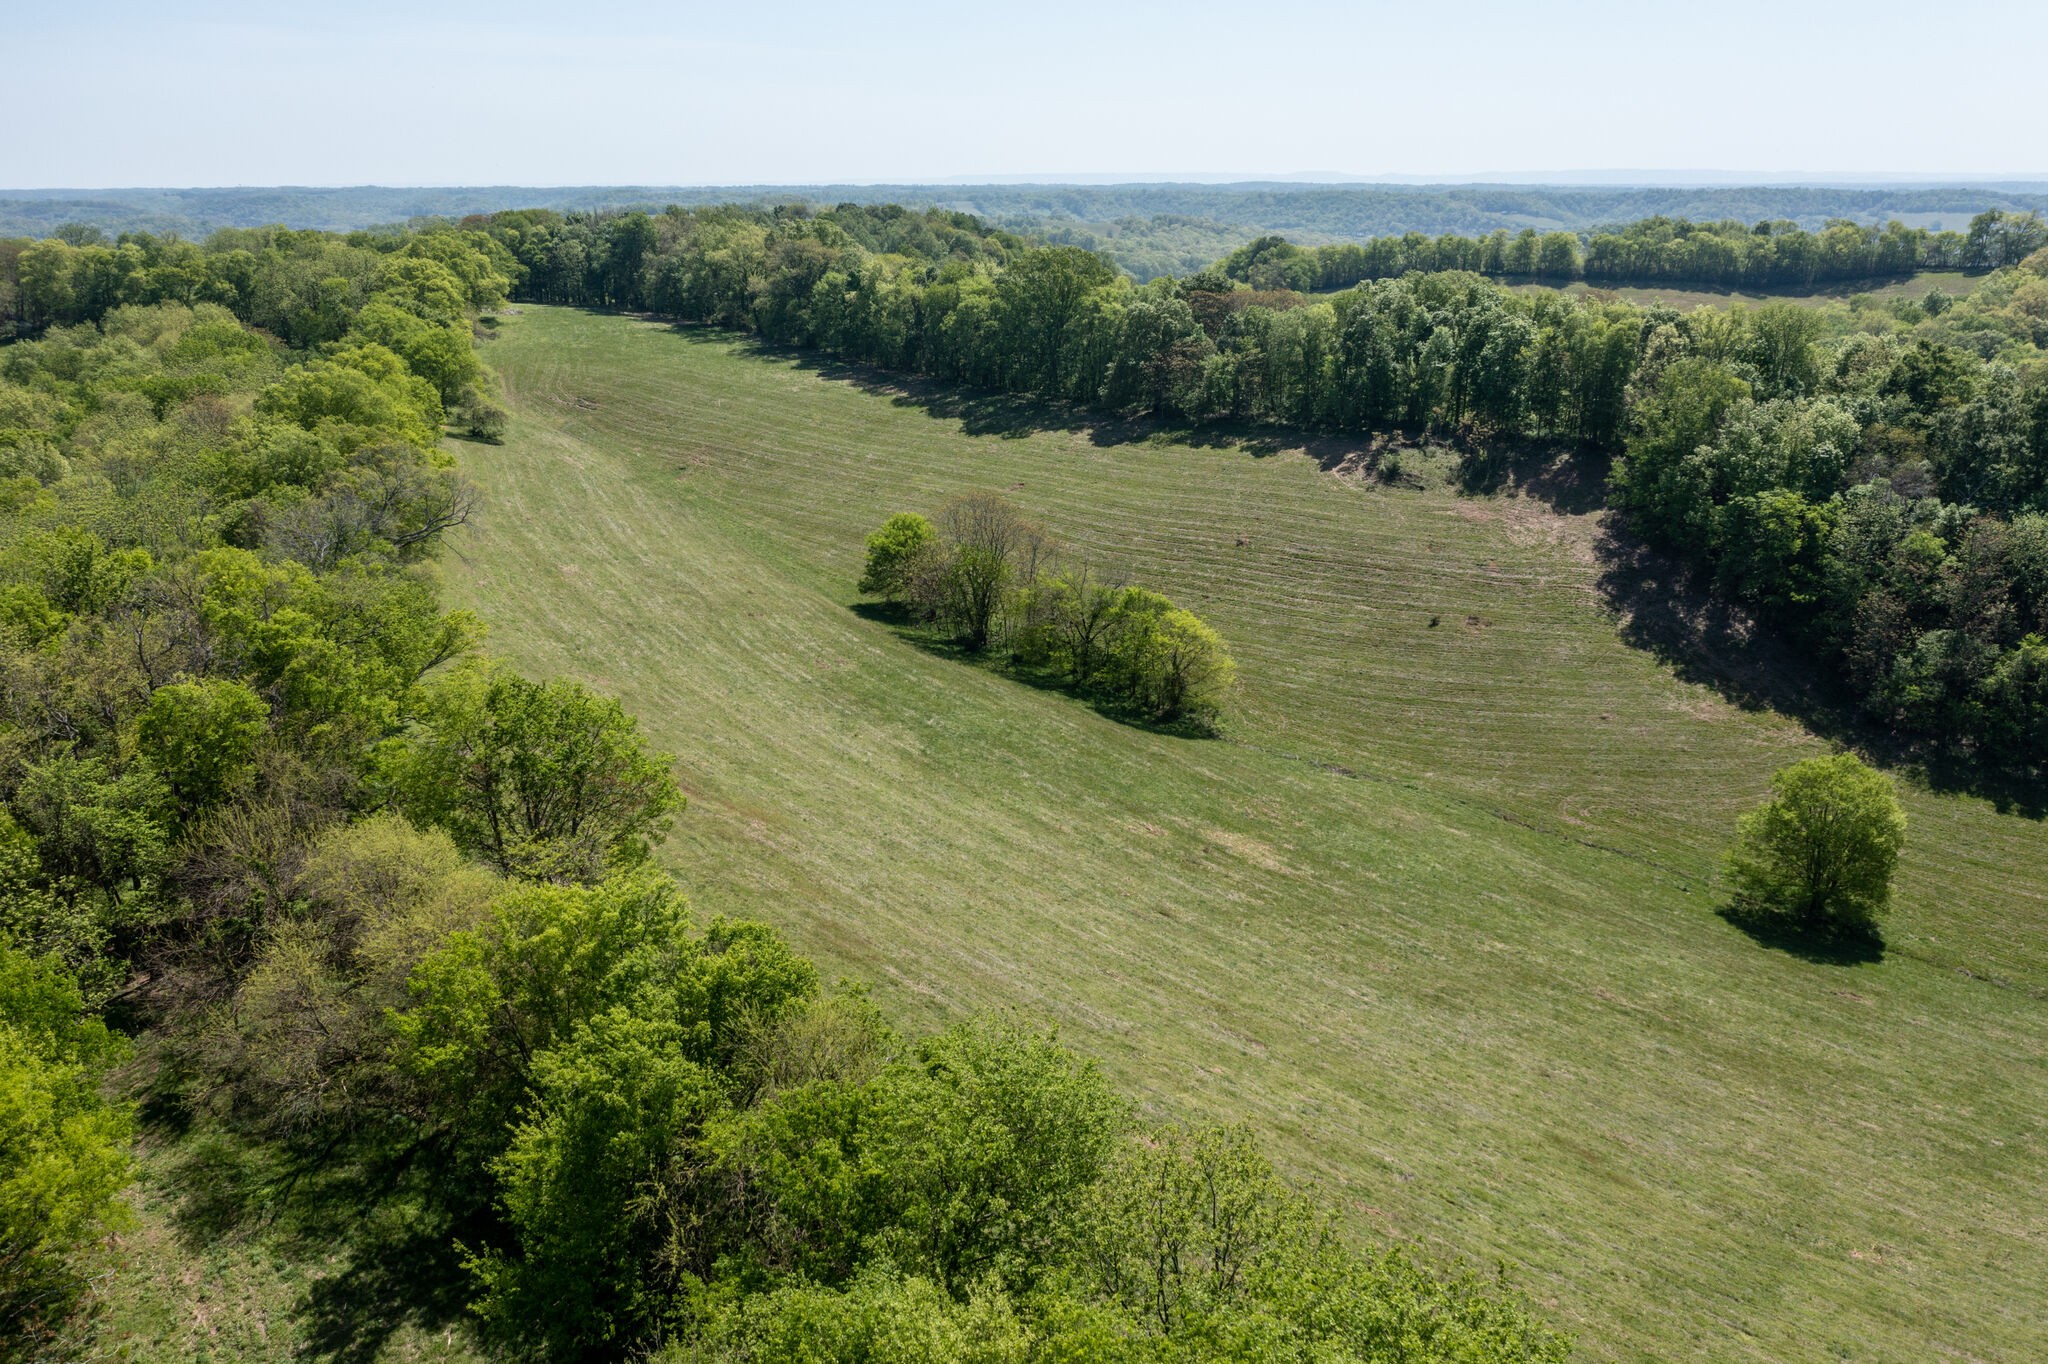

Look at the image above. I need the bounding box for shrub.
[857,512,939,602]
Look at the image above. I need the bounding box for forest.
[0,218,1574,1359]
[11,182,2048,280]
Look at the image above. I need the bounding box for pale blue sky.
[7,0,2044,187]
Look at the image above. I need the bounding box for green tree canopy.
[857,511,938,603]
[387,663,683,883]
[1725,753,1907,934]
[0,944,132,1358]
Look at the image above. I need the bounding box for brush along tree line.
[860,493,1236,726]
[0,229,1563,1360]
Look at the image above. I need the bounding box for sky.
[6,0,2046,188]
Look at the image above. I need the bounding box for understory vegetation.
[860,495,1236,726]
[0,221,1565,1359]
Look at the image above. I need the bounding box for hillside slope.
[441,305,2048,1362]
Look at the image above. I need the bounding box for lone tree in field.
[1725,753,1906,935]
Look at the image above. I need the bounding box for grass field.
[430,305,2047,1362]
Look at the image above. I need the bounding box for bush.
[453,385,509,442]
[857,512,939,603]
[1725,753,1907,934]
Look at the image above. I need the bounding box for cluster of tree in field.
[451,202,2048,771]
[860,495,1236,725]
[1214,211,2048,293]
[0,226,1565,1362]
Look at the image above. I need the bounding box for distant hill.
[8,182,2048,279]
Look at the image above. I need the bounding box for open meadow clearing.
[434,305,2048,1362]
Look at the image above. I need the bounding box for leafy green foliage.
[1726,754,1907,933]
[672,1118,1570,1364]
[857,512,938,602]
[0,943,131,1360]
[865,498,1236,724]
[385,663,683,882]
[136,679,268,814]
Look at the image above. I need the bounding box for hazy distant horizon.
[9,173,2048,195]
[8,2,2043,187]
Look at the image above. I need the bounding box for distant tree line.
[1215,211,2048,293]
[861,495,1236,725]
[12,182,2048,267]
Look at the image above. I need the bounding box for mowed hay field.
[442,306,2048,1362]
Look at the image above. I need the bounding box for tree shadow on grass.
[848,602,1221,739]
[1588,522,2048,819]
[722,330,1404,468]
[1452,439,1614,517]
[293,1196,484,1364]
[145,1113,483,1363]
[1717,903,1887,966]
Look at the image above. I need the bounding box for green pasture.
[430,305,2046,1362]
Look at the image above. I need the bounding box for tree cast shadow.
[144,1111,485,1364]
[1716,903,1887,966]
[849,602,1219,739]
[1590,522,2048,818]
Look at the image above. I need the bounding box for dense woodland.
[0,222,1574,1359]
